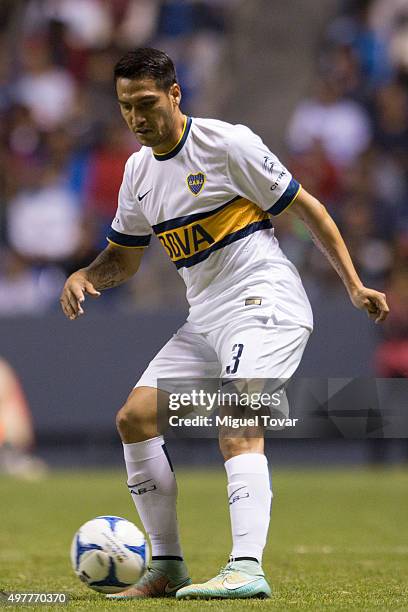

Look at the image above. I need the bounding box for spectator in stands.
[370,0,408,75]
[374,79,408,160]
[326,0,393,95]
[287,74,372,169]
[14,39,76,131]
[23,0,113,49]
[0,249,61,316]
[85,121,135,250]
[288,140,342,208]
[116,0,160,48]
[6,162,83,264]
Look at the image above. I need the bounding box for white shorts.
[136,315,310,388]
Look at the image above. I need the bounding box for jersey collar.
[153,116,192,161]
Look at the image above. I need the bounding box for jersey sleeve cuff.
[106,227,151,247]
[267,178,301,216]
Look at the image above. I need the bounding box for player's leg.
[220,421,271,563]
[217,317,310,574]
[177,417,272,600]
[118,386,184,560]
[177,317,310,600]
[109,384,190,598]
[111,326,219,599]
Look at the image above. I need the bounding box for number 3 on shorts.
[226,343,244,375]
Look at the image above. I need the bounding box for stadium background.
[0,1,407,608]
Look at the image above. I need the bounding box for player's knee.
[116,402,139,434]
[219,436,263,460]
[116,388,158,442]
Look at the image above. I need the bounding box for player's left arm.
[287,187,390,323]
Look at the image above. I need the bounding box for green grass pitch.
[1,468,407,610]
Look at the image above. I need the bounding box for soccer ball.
[70,515,149,593]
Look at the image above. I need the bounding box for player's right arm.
[60,244,144,320]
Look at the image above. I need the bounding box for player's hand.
[60,271,101,320]
[350,286,389,324]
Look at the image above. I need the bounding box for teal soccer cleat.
[176,560,271,600]
[106,559,191,599]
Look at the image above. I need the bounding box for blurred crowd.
[0,0,407,374]
[0,0,233,315]
[280,0,408,377]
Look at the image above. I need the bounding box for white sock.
[225,453,272,564]
[123,435,183,559]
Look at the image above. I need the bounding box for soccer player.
[60,48,389,600]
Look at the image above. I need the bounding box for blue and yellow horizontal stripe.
[106,179,301,260]
[106,227,151,248]
[152,196,241,234]
[153,196,273,269]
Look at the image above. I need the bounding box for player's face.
[116,77,182,151]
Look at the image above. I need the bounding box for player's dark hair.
[114,48,177,91]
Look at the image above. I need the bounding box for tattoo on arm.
[303,218,348,285]
[291,193,362,295]
[85,248,131,290]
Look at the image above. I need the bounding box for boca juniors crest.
[187,172,206,196]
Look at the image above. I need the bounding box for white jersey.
[107,116,313,332]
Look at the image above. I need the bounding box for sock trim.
[230,556,259,563]
[162,443,174,472]
[152,555,183,561]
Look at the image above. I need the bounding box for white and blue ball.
[70,516,148,593]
